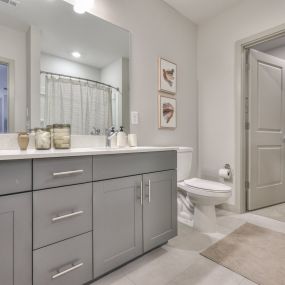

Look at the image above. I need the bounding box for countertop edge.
[0,146,186,161]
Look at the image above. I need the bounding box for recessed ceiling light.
[73,0,94,14]
[72,51,81,58]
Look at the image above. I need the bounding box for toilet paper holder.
[224,164,231,170]
[224,164,232,179]
[218,163,232,180]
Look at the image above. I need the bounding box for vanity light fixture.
[72,51,81,58]
[73,0,94,14]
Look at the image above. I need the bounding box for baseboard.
[217,203,241,213]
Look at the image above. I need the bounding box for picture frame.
[158,57,177,94]
[158,94,177,129]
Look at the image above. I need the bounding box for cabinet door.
[0,193,32,285]
[93,176,143,278]
[143,170,177,252]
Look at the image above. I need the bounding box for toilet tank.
[177,147,193,182]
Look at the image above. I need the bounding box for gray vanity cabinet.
[0,192,32,285]
[93,176,143,278]
[143,170,177,252]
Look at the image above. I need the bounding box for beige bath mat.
[201,223,285,285]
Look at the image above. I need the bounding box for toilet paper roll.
[219,168,231,179]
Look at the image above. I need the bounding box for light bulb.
[72,51,81,58]
[73,0,94,14]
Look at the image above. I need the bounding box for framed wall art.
[158,58,177,94]
[159,95,177,129]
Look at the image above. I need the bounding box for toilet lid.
[184,178,231,193]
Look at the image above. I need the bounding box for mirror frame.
[0,56,15,132]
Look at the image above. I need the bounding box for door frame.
[0,57,15,132]
[236,23,285,213]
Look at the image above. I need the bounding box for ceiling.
[0,0,130,69]
[163,0,242,24]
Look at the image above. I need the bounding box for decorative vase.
[18,132,30,151]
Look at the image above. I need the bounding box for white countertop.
[0,146,183,160]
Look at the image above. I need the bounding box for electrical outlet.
[131,111,139,125]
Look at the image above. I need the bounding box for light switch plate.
[131,111,139,125]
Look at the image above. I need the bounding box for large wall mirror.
[0,0,130,135]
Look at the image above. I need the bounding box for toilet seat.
[178,182,231,198]
[184,178,231,193]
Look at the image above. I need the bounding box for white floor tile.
[167,255,243,285]
[90,206,284,285]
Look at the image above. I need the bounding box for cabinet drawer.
[93,151,177,181]
[33,156,92,190]
[0,160,32,195]
[33,232,92,285]
[33,183,92,249]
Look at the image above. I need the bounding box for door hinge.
[245,122,250,130]
[245,181,250,189]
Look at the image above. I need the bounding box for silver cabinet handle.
[140,180,143,205]
[53,170,84,177]
[148,179,151,203]
[145,179,151,204]
[52,211,84,222]
[52,262,84,279]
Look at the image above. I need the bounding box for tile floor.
[252,202,285,222]
[91,207,285,285]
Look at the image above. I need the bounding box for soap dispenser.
[109,127,118,148]
[117,126,127,147]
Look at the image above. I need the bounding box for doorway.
[238,30,285,213]
[0,63,8,133]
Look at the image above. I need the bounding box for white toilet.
[177,147,232,233]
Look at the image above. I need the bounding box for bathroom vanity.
[0,147,177,285]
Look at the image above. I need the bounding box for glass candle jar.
[53,124,71,149]
[35,128,51,150]
[46,125,54,148]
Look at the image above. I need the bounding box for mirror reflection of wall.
[0,63,8,133]
[0,0,130,135]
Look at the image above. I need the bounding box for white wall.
[27,26,41,129]
[64,0,198,176]
[100,58,123,91]
[0,24,26,131]
[100,58,123,128]
[41,53,100,81]
[197,0,285,209]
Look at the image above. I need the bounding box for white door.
[248,49,285,210]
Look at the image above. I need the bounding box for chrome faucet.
[90,127,101,135]
[106,127,118,147]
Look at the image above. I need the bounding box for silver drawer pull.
[52,262,84,279]
[53,170,84,177]
[52,211,84,222]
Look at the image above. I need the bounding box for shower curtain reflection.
[41,75,118,135]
